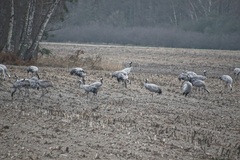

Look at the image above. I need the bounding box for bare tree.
[23,0,61,60]
[2,0,14,52]
[18,0,36,58]
[0,0,75,61]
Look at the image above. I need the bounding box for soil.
[0,42,240,160]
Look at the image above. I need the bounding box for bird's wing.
[145,83,160,91]
[121,67,131,74]
[182,83,188,92]
[90,82,102,88]
[112,70,121,77]
[191,75,206,80]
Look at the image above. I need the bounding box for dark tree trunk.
[3,0,14,52]
[24,0,60,61]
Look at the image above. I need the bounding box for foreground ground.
[0,42,240,160]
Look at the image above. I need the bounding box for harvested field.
[0,42,240,160]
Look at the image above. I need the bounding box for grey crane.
[37,79,53,98]
[233,68,240,79]
[112,70,131,88]
[90,78,103,90]
[11,75,40,98]
[26,66,40,79]
[112,70,123,80]
[0,66,7,80]
[121,61,133,74]
[178,72,190,81]
[144,79,162,98]
[184,71,197,76]
[182,81,193,97]
[79,80,98,99]
[178,70,207,81]
[112,62,132,82]
[70,67,86,83]
[219,75,233,90]
[189,78,209,94]
[87,77,103,96]
[0,64,11,78]
[189,70,207,81]
[178,71,197,81]
[11,78,30,97]
[117,71,131,88]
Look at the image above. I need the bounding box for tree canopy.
[49,0,240,50]
[1,0,240,56]
[0,0,77,61]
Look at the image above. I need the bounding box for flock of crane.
[0,65,53,98]
[0,63,240,99]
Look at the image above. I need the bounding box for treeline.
[49,0,240,50]
[0,0,76,61]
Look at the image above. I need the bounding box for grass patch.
[0,52,36,66]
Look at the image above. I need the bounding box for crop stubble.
[0,42,240,160]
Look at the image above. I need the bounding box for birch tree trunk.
[3,0,14,52]
[170,0,178,26]
[188,0,199,22]
[24,0,60,61]
[18,0,36,59]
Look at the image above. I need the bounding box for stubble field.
[0,42,240,160]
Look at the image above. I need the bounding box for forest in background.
[0,0,77,61]
[48,0,240,50]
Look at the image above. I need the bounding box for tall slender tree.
[1,0,77,61]
[2,0,14,52]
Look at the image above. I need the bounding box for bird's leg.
[92,93,97,101]
[124,81,127,88]
[40,89,46,98]
[128,79,131,84]
[36,72,40,79]
[24,88,30,97]
[225,83,228,89]
[11,88,17,98]
[6,72,10,78]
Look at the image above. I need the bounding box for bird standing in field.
[70,67,86,84]
[118,72,131,88]
[219,75,233,91]
[178,70,207,82]
[189,70,207,81]
[112,61,133,82]
[189,78,209,94]
[233,68,240,79]
[121,61,133,75]
[112,70,131,88]
[182,81,193,97]
[0,64,11,79]
[143,79,162,98]
[0,66,7,80]
[89,77,103,96]
[26,66,40,79]
[79,80,98,99]
[11,76,39,98]
[37,79,53,98]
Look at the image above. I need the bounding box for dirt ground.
[0,42,240,160]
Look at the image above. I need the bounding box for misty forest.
[49,0,240,50]
[0,0,240,61]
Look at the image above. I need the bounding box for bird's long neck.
[79,82,84,88]
[144,82,148,88]
[204,72,207,76]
